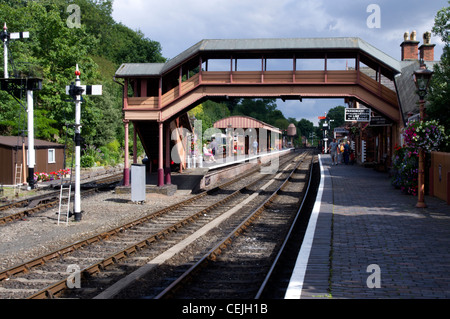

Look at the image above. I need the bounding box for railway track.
[151,152,316,299]
[0,174,123,225]
[0,150,304,299]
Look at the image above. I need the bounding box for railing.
[127,96,158,109]
[358,72,398,106]
[125,69,397,110]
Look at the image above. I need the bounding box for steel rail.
[0,173,122,210]
[154,151,312,299]
[0,173,123,225]
[255,155,315,298]
[20,151,299,299]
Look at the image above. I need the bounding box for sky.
[111,0,447,125]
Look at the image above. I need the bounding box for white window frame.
[48,149,56,164]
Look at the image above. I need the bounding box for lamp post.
[413,62,433,208]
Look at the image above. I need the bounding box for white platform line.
[284,155,325,299]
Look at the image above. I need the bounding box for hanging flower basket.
[403,120,448,152]
[391,145,418,196]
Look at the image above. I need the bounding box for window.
[48,149,56,163]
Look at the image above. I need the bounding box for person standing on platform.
[328,138,339,166]
[210,137,217,156]
[344,140,351,165]
[252,139,258,155]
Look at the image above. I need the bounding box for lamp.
[413,64,434,101]
[412,62,433,208]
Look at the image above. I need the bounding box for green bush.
[101,140,121,166]
[81,155,95,168]
[99,146,110,165]
[106,140,121,153]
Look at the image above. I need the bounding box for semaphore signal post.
[0,23,41,189]
[66,65,102,221]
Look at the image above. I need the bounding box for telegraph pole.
[66,65,102,221]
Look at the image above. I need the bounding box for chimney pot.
[423,31,431,44]
[419,31,435,62]
[404,31,409,41]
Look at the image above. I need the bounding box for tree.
[297,118,314,138]
[0,0,165,152]
[231,98,288,128]
[428,2,450,151]
[189,100,231,136]
[326,106,346,131]
[287,117,298,127]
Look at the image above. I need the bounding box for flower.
[34,169,71,183]
[391,146,418,196]
[403,120,448,152]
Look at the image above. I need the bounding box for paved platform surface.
[286,154,450,299]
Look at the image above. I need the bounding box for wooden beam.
[140,79,147,97]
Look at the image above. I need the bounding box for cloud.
[113,0,356,57]
[112,0,446,60]
[111,0,447,124]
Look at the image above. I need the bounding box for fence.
[430,152,450,204]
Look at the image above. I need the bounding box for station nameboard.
[345,108,370,122]
[370,116,391,126]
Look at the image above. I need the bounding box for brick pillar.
[419,44,435,62]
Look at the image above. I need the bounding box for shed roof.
[115,63,165,78]
[213,116,281,134]
[115,37,402,78]
[0,136,64,149]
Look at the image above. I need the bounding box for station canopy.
[213,116,281,134]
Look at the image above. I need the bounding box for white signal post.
[74,65,82,221]
[27,89,35,189]
[1,23,36,188]
[3,23,8,79]
[66,65,102,221]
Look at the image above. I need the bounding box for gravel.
[0,173,195,272]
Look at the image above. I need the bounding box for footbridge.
[115,37,403,186]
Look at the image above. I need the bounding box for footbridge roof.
[115,37,402,79]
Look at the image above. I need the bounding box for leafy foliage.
[428,2,450,151]
[0,0,165,167]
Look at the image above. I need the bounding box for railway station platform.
[118,148,294,196]
[285,154,450,299]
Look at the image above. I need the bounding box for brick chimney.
[419,31,435,62]
[401,30,419,61]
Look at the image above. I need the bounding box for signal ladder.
[14,163,22,196]
[58,171,73,225]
